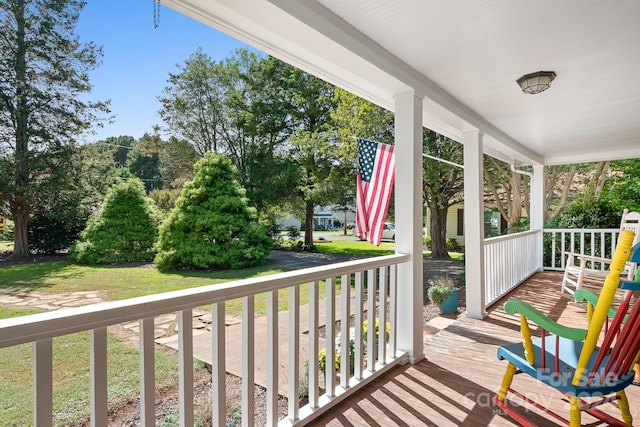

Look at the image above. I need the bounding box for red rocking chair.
[493,229,640,427]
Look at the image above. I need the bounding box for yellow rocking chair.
[494,230,640,426]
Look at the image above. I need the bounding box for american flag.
[356,138,395,246]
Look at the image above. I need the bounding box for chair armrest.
[504,300,587,341]
[576,254,611,264]
[574,289,618,320]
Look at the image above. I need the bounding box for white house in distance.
[277,206,356,231]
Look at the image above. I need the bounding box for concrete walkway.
[158,294,357,396]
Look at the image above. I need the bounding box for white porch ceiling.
[164,0,640,166]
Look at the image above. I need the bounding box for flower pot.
[438,288,458,314]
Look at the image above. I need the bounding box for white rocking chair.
[561,208,640,295]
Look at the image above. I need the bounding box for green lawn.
[0,242,462,425]
[312,238,395,256]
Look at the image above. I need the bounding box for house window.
[457,209,464,236]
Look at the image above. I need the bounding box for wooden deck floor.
[312,271,640,426]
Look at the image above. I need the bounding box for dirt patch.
[0,250,68,265]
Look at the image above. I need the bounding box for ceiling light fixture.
[516,71,556,95]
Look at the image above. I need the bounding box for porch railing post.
[393,90,424,363]
[464,130,487,319]
[531,164,545,271]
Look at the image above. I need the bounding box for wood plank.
[312,272,640,426]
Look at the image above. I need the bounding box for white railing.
[484,230,542,306]
[0,254,409,427]
[543,228,619,271]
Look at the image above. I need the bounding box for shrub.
[544,198,622,267]
[427,275,458,304]
[286,225,301,240]
[446,237,462,252]
[69,179,159,264]
[154,153,271,271]
[29,209,88,254]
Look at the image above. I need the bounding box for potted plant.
[427,276,459,314]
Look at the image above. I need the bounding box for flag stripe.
[368,145,394,244]
[355,138,395,246]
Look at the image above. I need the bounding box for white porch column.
[463,131,486,319]
[531,163,545,271]
[394,91,424,363]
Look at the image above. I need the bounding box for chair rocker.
[493,230,640,427]
[562,209,640,295]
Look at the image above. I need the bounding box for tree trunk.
[305,200,314,248]
[429,205,450,259]
[12,0,30,259]
[508,170,523,231]
[12,206,29,258]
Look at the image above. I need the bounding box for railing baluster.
[484,230,544,306]
[90,327,108,427]
[340,273,351,388]
[288,285,300,422]
[367,268,375,372]
[308,281,319,408]
[178,309,194,427]
[325,277,335,397]
[378,267,387,364]
[354,271,364,380]
[242,297,254,427]
[551,231,557,269]
[388,265,397,357]
[266,290,278,427]
[33,338,53,427]
[139,317,155,427]
[212,303,225,427]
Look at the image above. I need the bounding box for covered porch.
[3,1,640,426]
[313,271,640,426]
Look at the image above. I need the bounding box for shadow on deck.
[312,271,640,426]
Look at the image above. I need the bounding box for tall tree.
[158,48,225,156]
[159,50,299,219]
[423,131,464,258]
[0,0,109,258]
[285,68,337,247]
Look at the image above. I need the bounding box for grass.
[0,240,461,425]
[0,261,339,317]
[0,261,285,300]
[0,306,185,426]
[312,238,395,256]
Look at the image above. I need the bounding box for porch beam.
[463,130,486,319]
[394,90,424,363]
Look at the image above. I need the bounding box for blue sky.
[76,1,250,143]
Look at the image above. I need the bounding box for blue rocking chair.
[493,230,640,427]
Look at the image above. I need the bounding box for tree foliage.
[546,197,621,229]
[28,142,114,253]
[0,0,110,258]
[159,50,300,221]
[600,159,640,212]
[154,153,271,271]
[69,179,159,264]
